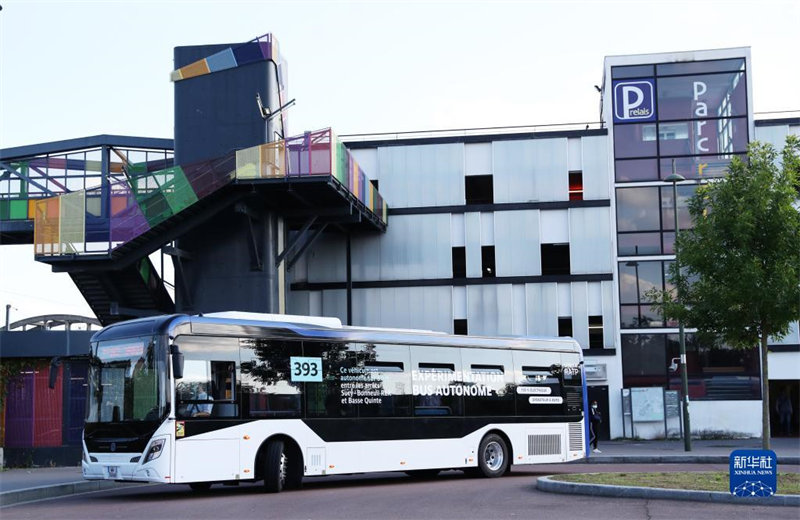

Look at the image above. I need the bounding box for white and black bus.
[80,312,588,492]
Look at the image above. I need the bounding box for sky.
[1,0,798,324]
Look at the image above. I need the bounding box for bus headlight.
[144,438,165,463]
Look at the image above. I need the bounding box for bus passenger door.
[173,336,240,483]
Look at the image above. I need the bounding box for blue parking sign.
[729,449,777,497]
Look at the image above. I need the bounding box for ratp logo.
[613,79,656,123]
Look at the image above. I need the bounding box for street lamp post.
[665,167,692,452]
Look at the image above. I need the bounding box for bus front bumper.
[82,458,169,484]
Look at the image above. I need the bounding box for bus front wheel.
[477,434,509,478]
[263,440,287,493]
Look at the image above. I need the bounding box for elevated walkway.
[2,129,387,325]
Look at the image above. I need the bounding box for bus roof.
[92,312,582,354]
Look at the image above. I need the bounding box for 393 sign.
[289,357,323,382]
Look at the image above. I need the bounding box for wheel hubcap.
[279,452,287,485]
[484,441,504,471]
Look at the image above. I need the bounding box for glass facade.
[612,55,753,400]
[621,333,761,400]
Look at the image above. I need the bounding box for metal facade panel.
[492,139,535,203]
[351,233,381,282]
[370,214,450,281]
[352,287,450,331]
[571,282,590,348]
[770,320,800,346]
[465,142,492,175]
[308,235,347,283]
[525,283,558,336]
[496,284,514,335]
[580,135,610,200]
[588,281,603,315]
[465,212,482,278]
[453,286,467,319]
[512,284,527,336]
[351,288,380,326]
[376,143,464,208]
[602,281,616,348]
[569,207,613,274]
[533,138,569,202]
[287,290,310,316]
[494,210,540,277]
[473,137,566,206]
[557,283,572,316]
[419,287,453,333]
[754,125,789,151]
[540,209,569,244]
[309,291,322,316]
[322,289,347,323]
[467,285,512,336]
[568,138,582,171]
[450,213,465,247]
[480,212,494,245]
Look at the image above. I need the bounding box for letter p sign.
[613,79,656,123]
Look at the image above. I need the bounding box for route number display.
[290,357,323,382]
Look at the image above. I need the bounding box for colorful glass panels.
[171,34,278,83]
[33,128,386,258]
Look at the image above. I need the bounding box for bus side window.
[359,344,412,418]
[461,348,514,416]
[303,341,359,418]
[411,346,464,417]
[239,339,302,419]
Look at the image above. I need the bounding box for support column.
[346,233,352,326]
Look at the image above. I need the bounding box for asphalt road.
[3,463,798,520]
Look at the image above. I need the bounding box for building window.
[452,247,466,278]
[588,316,603,348]
[568,171,583,201]
[558,317,573,337]
[370,179,379,191]
[621,333,760,400]
[454,319,468,335]
[481,246,495,278]
[465,175,493,205]
[541,243,570,275]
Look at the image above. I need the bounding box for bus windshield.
[86,336,167,423]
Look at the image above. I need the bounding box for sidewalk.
[1,438,798,506]
[587,436,800,464]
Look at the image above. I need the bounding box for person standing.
[589,400,603,453]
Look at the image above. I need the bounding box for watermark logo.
[730,449,777,497]
[613,79,656,123]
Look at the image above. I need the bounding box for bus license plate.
[107,466,118,478]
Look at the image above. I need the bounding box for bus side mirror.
[49,357,62,389]
[171,346,184,379]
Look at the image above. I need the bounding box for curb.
[0,480,145,508]
[536,475,800,507]
[586,456,800,465]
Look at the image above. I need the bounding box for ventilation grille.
[568,423,583,452]
[565,389,583,412]
[528,434,561,456]
[309,452,323,468]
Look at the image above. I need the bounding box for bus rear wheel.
[477,434,509,478]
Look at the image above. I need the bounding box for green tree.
[651,136,800,450]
